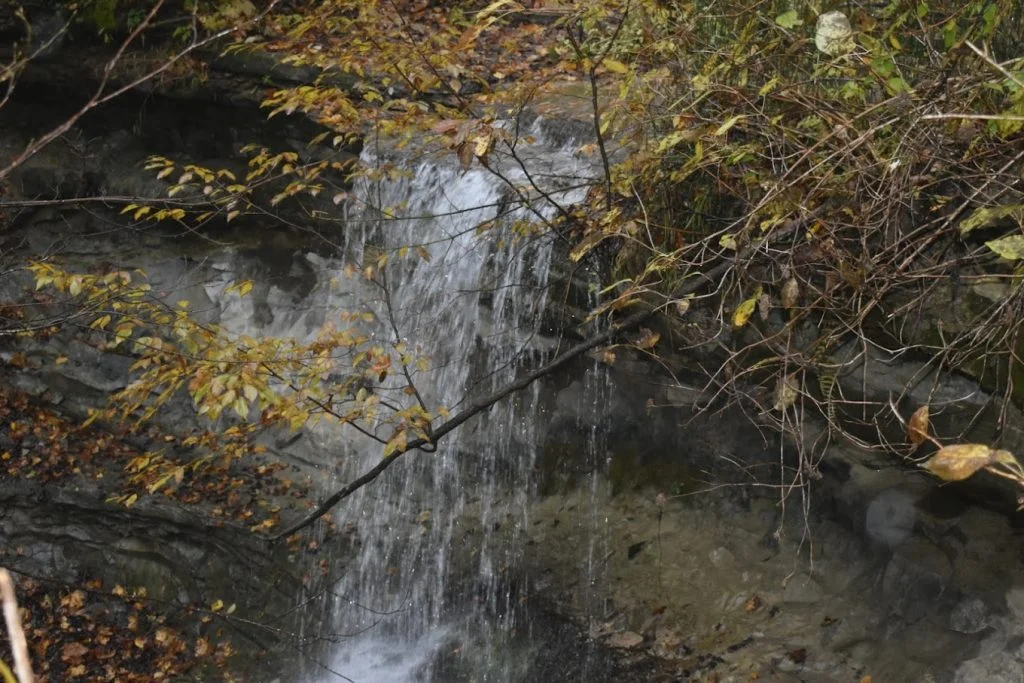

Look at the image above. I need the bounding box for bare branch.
[274,217,802,540]
[0,568,34,683]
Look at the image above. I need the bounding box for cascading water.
[207,118,597,681]
[318,120,594,681]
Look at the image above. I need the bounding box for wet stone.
[950,597,991,634]
[782,574,824,604]
[953,652,1024,683]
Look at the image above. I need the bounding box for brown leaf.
[61,641,89,662]
[757,292,771,321]
[61,589,86,612]
[780,277,800,309]
[923,444,995,482]
[456,142,474,171]
[772,373,800,411]
[432,119,462,135]
[908,405,930,449]
[635,328,661,350]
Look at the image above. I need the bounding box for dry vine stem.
[0,569,34,683]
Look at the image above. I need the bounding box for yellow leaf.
[714,115,744,136]
[603,58,629,74]
[473,134,491,158]
[732,287,762,329]
[384,430,408,458]
[923,444,995,482]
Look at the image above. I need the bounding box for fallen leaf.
[923,444,995,482]
[780,277,800,310]
[773,373,800,411]
[733,288,762,329]
[908,405,929,449]
[61,641,89,662]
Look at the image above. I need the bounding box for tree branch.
[273,217,802,540]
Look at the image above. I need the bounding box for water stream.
[210,120,599,680]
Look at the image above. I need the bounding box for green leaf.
[959,204,1024,235]
[775,9,803,29]
[985,235,1024,261]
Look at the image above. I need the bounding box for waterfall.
[195,118,596,680]
[311,120,592,681]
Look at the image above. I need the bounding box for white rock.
[605,631,644,649]
[815,11,854,56]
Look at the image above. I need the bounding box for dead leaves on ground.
[0,575,235,682]
[0,387,303,534]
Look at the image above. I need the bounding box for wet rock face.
[954,652,1024,683]
[0,476,303,674]
[535,361,778,495]
[951,597,992,635]
[865,488,917,549]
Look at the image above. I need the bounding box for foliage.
[2,0,1024,674]
[8,0,1024,528]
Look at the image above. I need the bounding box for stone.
[953,652,1024,683]
[881,538,953,622]
[708,546,736,569]
[865,488,917,549]
[1006,586,1024,621]
[950,597,991,634]
[815,11,854,56]
[782,573,824,604]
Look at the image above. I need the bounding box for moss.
[85,0,119,33]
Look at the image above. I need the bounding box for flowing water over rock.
[200,119,600,680]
